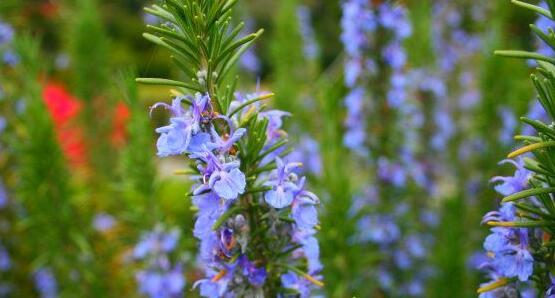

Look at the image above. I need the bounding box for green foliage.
[138,0,262,104]
[11,35,85,297]
[67,0,117,185]
[67,0,110,101]
[269,0,305,111]
[118,69,158,224]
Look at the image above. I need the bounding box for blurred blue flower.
[358,214,400,244]
[286,136,322,176]
[2,51,18,66]
[134,226,180,259]
[34,268,58,298]
[0,244,10,272]
[297,6,320,60]
[0,21,14,45]
[498,107,518,145]
[0,181,7,209]
[92,212,116,232]
[136,264,185,298]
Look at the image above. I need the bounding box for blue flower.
[340,0,375,57]
[0,181,7,208]
[134,226,180,259]
[264,158,301,208]
[238,255,267,287]
[292,203,318,230]
[152,93,212,157]
[377,157,406,187]
[192,150,246,200]
[281,271,311,298]
[482,203,534,282]
[546,274,555,298]
[0,244,10,272]
[92,212,116,232]
[382,42,406,70]
[378,3,412,38]
[358,214,400,244]
[34,268,58,298]
[207,126,246,154]
[491,159,530,196]
[297,6,320,60]
[0,21,14,45]
[260,110,291,142]
[286,136,322,176]
[2,51,18,66]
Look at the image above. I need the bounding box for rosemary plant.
[137,0,323,296]
[478,0,555,296]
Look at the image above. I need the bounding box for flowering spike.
[141,1,322,296]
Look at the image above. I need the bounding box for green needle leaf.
[502,187,555,203]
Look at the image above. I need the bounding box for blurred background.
[0,0,544,297]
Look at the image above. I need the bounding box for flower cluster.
[133,226,185,298]
[152,90,323,297]
[340,0,411,154]
[0,19,16,66]
[296,5,319,61]
[430,1,484,155]
[143,1,323,295]
[350,186,438,296]
[478,159,538,297]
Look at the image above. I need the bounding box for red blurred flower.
[111,102,131,148]
[42,82,87,169]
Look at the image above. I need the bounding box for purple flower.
[358,214,400,244]
[377,268,393,290]
[34,268,58,298]
[491,159,530,196]
[136,264,185,298]
[207,127,246,154]
[0,244,10,272]
[377,157,406,187]
[260,110,291,142]
[134,226,180,259]
[281,271,311,298]
[0,21,14,45]
[152,93,212,157]
[340,0,375,57]
[297,6,320,60]
[92,212,116,232]
[292,203,318,230]
[264,158,301,208]
[238,255,267,287]
[286,136,322,176]
[378,3,412,38]
[0,181,7,208]
[382,42,406,70]
[2,51,18,66]
[546,274,555,298]
[482,203,534,282]
[192,150,246,200]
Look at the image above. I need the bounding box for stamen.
[211,269,227,282]
[477,278,509,294]
[301,273,324,287]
